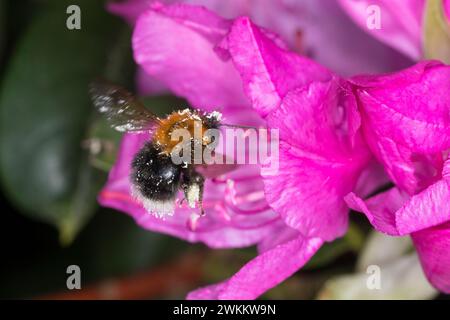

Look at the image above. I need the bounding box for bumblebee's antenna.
[220,123,258,130]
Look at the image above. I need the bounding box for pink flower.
[100,3,315,299]
[345,61,450,293]
[109,0,411,79]
[101,1,450,299]
[100,3,384,299]
[100,5,281,249]
[188,16,386,299]
[193,16,450,296]
[338,0,450,60]
[221,16,375,241]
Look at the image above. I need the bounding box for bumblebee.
[89,79,223,218]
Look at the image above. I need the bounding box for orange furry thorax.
[152,109,212,155]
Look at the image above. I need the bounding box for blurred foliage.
[0,0,191,245]
[0,0,123,244]
[1,0,41,75]
[305,221,365,270]
[423,0,450,63]
[0,0,192,299]
[0,1,4,62]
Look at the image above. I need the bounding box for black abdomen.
[131,142,181,201]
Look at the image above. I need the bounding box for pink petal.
[352,61,450,194]
[338,0,425,60]
[108,0,154,25]
[132,3,248,110]
[346,160,450,236]
[345,188,410,236]
[395,179,450,234]
[226,19,372,240]
[256,224,300,254]
[187,235,323,299]
[300,0,412,76]
[226,16,331,117]
[353,161,390,198]
[261,143,349,241]
[412,222,450,293]
[446,0,450,20]
[352,61,450,154]
[111,0,412,77]
[261,81,371,240]
[135,67,168,95]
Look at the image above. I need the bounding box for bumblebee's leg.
[196,172,205,216]
[182,167,205,215]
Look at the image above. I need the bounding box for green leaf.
[0,0,124,244]
[423,0,450,63]
[304,239,350,270]
[0,0,4,62]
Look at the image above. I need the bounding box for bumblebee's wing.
[195,152,239,178]
[89,79,160,132]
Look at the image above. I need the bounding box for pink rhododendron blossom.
[338,0,450,60]
[109,0,411,82]
[100,4,283,251]
[100,3,387,299]
[350,61,450,195]
[99,3,319,299]
[446,0,450,18]
[197,17,450,296]
[101,0,450,299]
[188,17,385,299]
[345,61,450,293]
[222,17,373,240]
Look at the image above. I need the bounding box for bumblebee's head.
[202,110,222,130]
